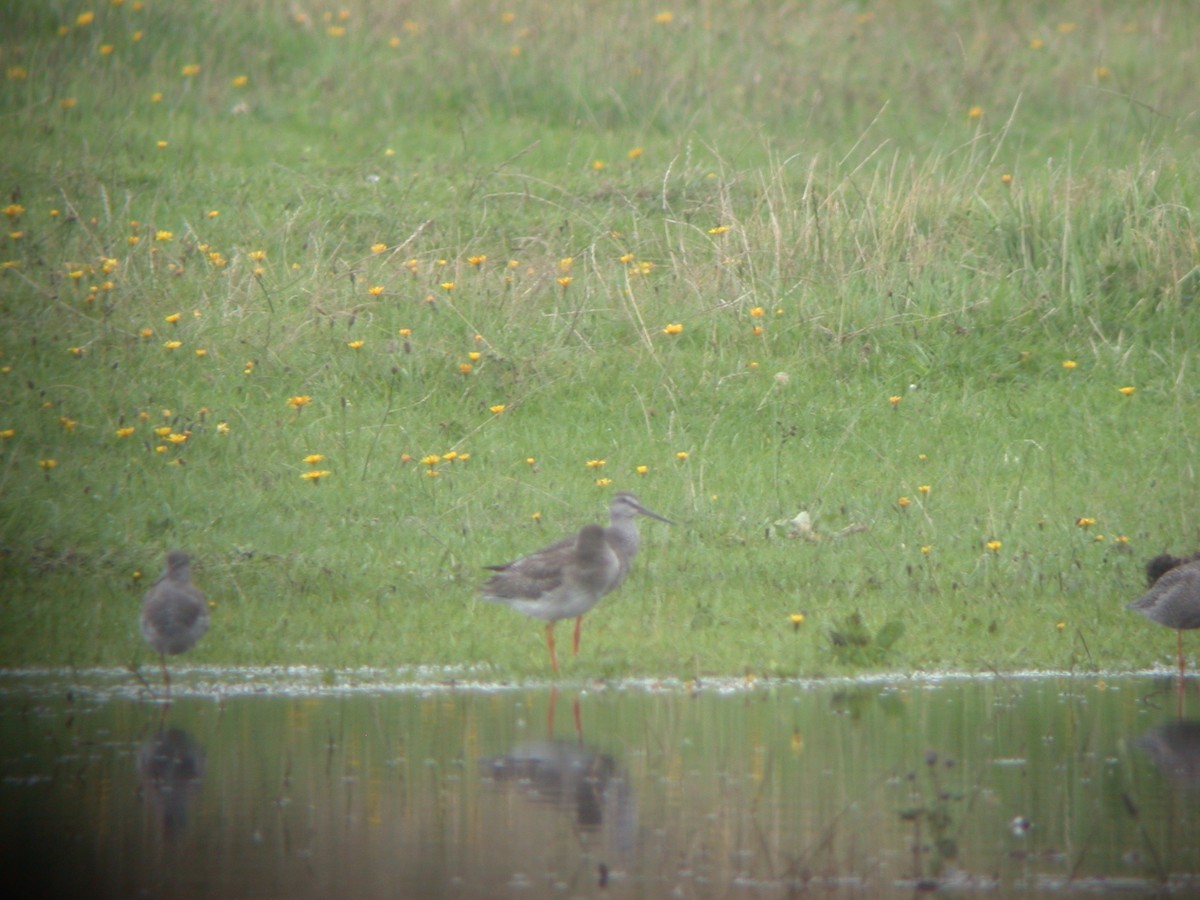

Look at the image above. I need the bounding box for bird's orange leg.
[1179,630,1186,682]
[160,653,171,694]
[572,615,584,656]
[545,622,560,674]
[546,686,559,734]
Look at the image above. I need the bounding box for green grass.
[1,0,1198,679]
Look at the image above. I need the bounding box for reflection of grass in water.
[899,750,964,880]
[1,2,1198,677]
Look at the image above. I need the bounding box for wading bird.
[1127,552,1200,679]
[481,493,672,673]
[141,550,210,691]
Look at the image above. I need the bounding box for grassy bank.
[1,1,1198,679]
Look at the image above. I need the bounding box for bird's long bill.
[632,499,674,525]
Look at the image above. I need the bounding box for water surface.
[1,670,1198,897]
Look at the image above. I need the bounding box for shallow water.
[1,670,1199,898]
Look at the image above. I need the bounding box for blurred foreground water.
[1,670,1198,897]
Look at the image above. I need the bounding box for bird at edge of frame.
[1127,551,1200,681]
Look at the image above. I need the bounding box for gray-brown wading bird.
[481,493,672,673]
[1127,552,1200,678]
[141,550,210,690]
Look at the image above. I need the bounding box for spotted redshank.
[481,493,672,672]
[1128,552,1200,679]
[141,550,210,690]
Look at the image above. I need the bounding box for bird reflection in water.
[479,693,637,883]
[1134,720,1200,788]
[138,727,205,840]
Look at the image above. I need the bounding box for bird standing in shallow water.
[481,493,672,673]
[141,550,210,691]
[1127,552,1200,679]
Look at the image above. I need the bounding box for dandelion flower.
[663,323,683,335]
[586,459,606,469]
[302,470,332,483]
[918,485,930,495]
[398,328,412,337]
[1062,360,1077,370]
[347,340,365,350]
[1075,517,1096,529]
[968,106,983,119]
[749,307,764,317]
[371,242,387,254]
[790,613,805,630]
[165,313,181,324]
[489,404,506,414]
[1118,386,1135,396]
[217,422,230,435]
[595,477,613,487]
[368,285,384,297]
[557,276,573,288]
[468,255,487,267]
[287,395,312,410]
[889,395,902,406]
[440,281,455,291]
[675,451,689,461]
[708,225,730,235]
[458,363,473,375]
[636,465,648,475]
[304,454,325,465]
[164,340,183,350]
[986,540,1003,553]
[39,459,57,471]
[1001,173,1013,185]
